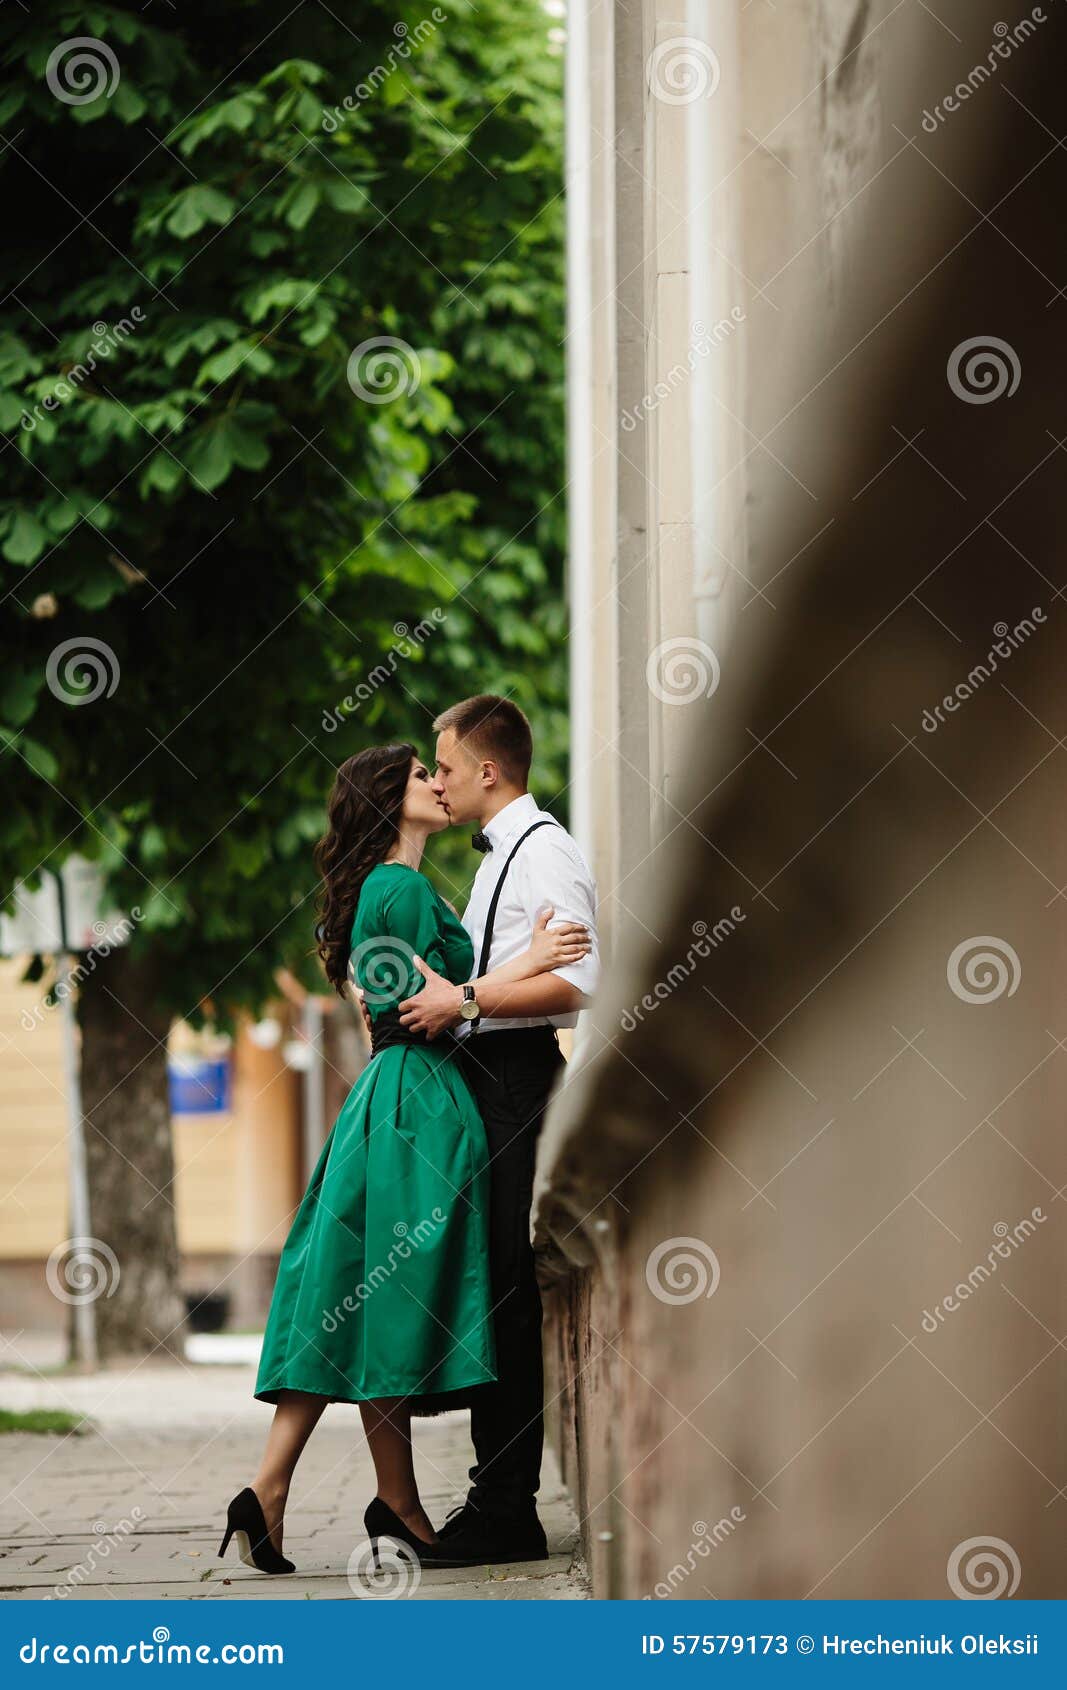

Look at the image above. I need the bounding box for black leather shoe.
[435,1501,476,1541]
[418,1513,548,1567]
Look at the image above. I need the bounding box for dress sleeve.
[376,872,450,1000]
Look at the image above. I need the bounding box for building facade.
[0,960,357,1340]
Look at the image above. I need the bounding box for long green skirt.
[254,1039,497,1412]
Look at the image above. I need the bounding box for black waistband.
[460,1025,561,1058]
[369,1009,461,1058]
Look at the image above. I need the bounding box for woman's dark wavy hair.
[313,742,416,995]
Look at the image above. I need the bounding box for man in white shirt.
[397,694,600,1565]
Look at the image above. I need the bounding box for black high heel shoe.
[218,1486,295,1575]
[363,1496,436,1566]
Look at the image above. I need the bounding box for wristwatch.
[459,983,481,1027]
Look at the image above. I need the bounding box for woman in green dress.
[218,743,589,1575]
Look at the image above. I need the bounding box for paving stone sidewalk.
[0,1338,588,1601]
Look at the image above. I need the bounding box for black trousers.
[458,1024,565,1523]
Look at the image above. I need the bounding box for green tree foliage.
[0,0,567,1015]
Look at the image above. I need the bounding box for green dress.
[254,863,496,1411]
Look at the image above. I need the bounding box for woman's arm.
[472,906,590,990]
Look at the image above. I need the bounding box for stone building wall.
[543,0,1066,1598]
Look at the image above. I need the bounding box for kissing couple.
[219,693,600,1574]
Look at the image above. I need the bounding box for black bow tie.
[471,830,493,853]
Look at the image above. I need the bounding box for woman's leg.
[250,1389,329,1554]
[359,1396,436,1541]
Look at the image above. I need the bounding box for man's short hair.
[433,694,533,785]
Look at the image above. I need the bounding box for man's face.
[433,727,486,827]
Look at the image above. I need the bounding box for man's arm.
[512,831,600,1003]
[396,948,588,1038]
[461,971,587,1018]
[399,831,599,1037]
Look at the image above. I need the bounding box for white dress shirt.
[461,792,600,1032]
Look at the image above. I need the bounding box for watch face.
[460,999,480,1020]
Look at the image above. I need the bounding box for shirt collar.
[483,791,539,852]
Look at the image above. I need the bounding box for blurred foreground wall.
[543,0,1067,1597]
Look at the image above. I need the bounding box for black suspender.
[475,819,560,981]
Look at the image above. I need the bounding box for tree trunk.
[73,946,186,1365]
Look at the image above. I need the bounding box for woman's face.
[401,756,450,834]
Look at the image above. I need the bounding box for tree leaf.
[17,736,59,782]
[2,509,49,565]
[284,182,321,230]
[166,186,236,238]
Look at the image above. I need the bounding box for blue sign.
[168,1056,230,1115]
